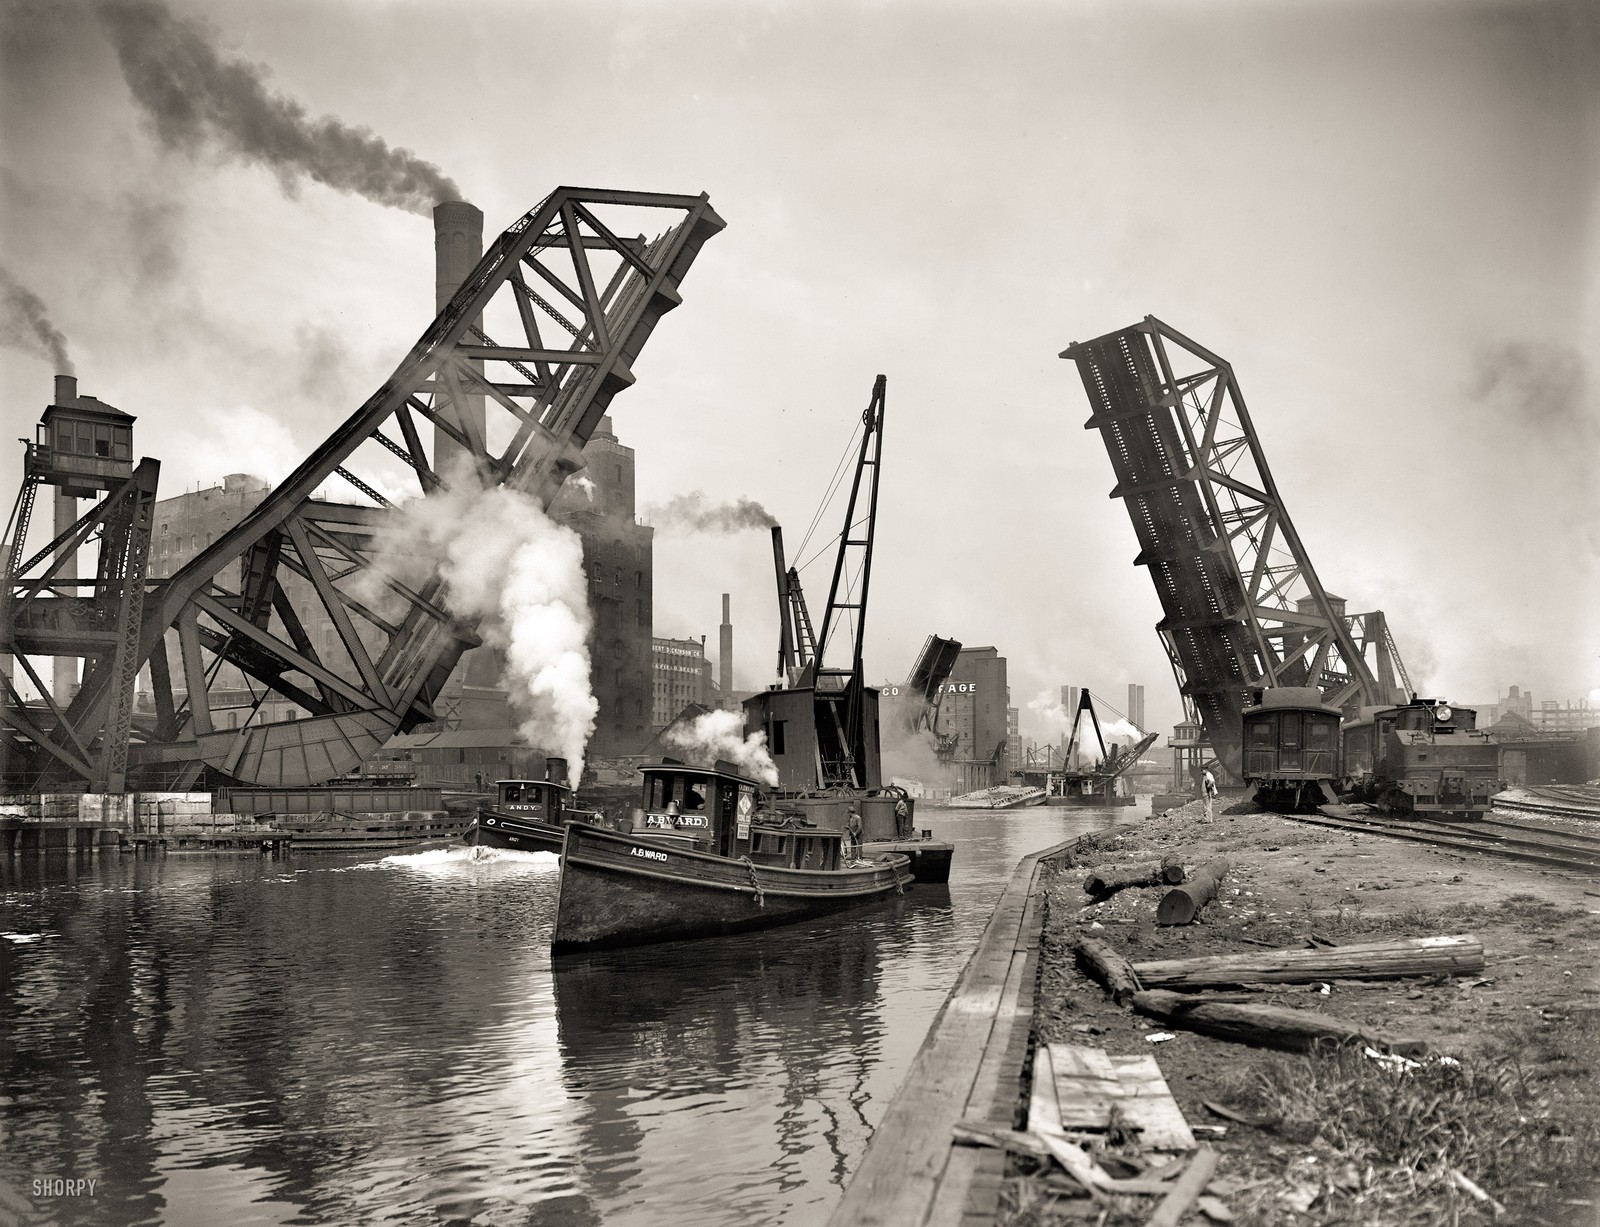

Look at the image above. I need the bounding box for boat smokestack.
[545,756,568,784]
[54,374,77,405]
[719,593,733,702]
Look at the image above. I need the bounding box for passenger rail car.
[1342,698,1499,819]
[1241,687,1342,811]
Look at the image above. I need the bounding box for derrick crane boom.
[1062,318,1395,780]
[7,187,723,789]
[811,376,887,789]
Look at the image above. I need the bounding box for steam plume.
[1025,690,1140,763]
[644,491,778,533]
[95,0,460,215]
[880,721,951,790]
[379,478,596,786]
[662,709,779,787]
[1,264,73,373]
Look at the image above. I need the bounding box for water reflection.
[1,807,1131,1225]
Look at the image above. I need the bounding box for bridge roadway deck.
[827,835,1081,1227]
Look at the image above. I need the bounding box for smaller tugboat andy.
[467,757,597,853]
[551,758,913,954]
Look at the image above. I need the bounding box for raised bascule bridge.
[1062,318,1411,783]
[2,187,723,793]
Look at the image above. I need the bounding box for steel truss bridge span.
[1062,317,1409,780]
[5,187,724,790]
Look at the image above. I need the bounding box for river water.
[1,804,1142,1226]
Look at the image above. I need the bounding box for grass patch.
[1210,1046,1600,1223]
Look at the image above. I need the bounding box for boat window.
[645,773,711,812]
[502,783,542,809]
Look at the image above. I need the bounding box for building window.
[771,721,786,755]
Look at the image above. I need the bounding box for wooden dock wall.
[828,837,1077,1227]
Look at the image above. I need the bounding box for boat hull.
[552,825,913,953]
[1044,793,1137,807]
[860,839,954,883]
[467,809,566,854]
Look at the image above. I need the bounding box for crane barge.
[744,377,954,882]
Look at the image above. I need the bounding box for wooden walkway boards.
[828,837,1078,1227]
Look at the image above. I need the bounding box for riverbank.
[1004,801,1600,1225]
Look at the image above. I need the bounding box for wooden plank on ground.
[1030,1045,1064,1135]
[1043,1044,1121,1130]
[1105,1054,1196,1151]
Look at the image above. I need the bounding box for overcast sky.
[2,0,1596,742]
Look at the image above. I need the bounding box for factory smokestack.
[430,201,504,729]
[720,593,733,703]
[433,201,486,477]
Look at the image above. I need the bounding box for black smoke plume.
[95,0,460,215]
[643,492,779,534]
[0,264,73,374]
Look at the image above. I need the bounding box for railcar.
[1342,698,1500,819]
[1240,687,1343,810]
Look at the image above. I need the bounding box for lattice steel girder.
[1063,316,1390,779]
[15,187,723,790]
[3,459,161,789]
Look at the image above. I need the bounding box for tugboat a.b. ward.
[551,759,912,954]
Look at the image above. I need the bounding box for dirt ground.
[998,800,1600,1227]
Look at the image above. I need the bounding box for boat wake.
[375,845,559,872]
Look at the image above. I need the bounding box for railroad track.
[1272,805,1600,877]
[1492,792,1600,821]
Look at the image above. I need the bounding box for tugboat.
[1043,690,1159,808]
[466,757,598,853]
[745,376,955,882]
[551,758,912,953]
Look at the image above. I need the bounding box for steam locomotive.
[1241,691,1501,818]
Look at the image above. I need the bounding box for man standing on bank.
[1202,767,1218,820]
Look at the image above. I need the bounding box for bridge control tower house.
[2,376,159,790]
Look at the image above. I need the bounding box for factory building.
[652,636,714,731]
[939,646,1010,794]
[546,415,654,757]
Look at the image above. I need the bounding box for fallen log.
[1073,935,1142,1004]
[1133,934,1484,989]
[1132,989,1427,1056]
[1155,860,1228,925]
[1084,855,1185,898]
